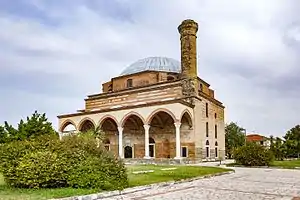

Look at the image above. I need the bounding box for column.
[118,126,124,158]
[174,122,181,159]
[143,124,150,159]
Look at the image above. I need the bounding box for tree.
[0,125,8,144]
[284,125,300,158]
[234,142,274,166]
[225,122,246,159]
[0,111,57,143]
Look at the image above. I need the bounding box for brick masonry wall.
[85,83,182,111]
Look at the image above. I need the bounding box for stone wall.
[85,82,182,111]
[102,71,180,93]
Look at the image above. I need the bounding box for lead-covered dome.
[120,57,181,76]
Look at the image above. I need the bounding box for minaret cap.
[178,19,198,34]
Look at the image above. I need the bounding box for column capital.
[143,124,150,130]
[117,126,123,132]
[174,122,181,128]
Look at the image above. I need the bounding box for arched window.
[205,140,210,158]
[215,141,218,146]
[214,113,217,119]
[205,103,208,117]
[127,79,133,88]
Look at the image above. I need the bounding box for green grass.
[127,165,231,187]
[0,165,231,200]
[271,159,300,169]
[0,174,99,200]
[226,159,300,169]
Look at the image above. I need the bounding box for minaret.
[178,19,198,99]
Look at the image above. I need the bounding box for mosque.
[57,19,225,162]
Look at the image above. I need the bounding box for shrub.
[233,142,274,166]
[0,133,128,190]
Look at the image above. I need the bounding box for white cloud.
[0,0,299,136]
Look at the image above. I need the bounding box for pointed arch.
[78,117,96,132]
[120,111,146,127]
[206,140,210,146]
[59,119,77,132]
[98,114,119,128]
[180,109,193,127]
[215,141,218,146]
[146,108,177,125]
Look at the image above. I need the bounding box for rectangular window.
[206,103,208,117]
[206,147,209,158]
[206,122,209,137]
[215,147,218,158]
[127,79,133,88]
[181,146,188,157]
[215,125,217,139]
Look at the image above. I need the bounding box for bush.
[233,142,274,166]
[0,133,128,190]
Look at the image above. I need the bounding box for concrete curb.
[53,170,234,200]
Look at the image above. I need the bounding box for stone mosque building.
[57,19,225,162]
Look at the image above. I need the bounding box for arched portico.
[60,119,77,133]
[58,104,194,160]
[99,116,119,156]
[122,113,145,158]
[78,118,96,132]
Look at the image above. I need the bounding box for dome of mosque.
[120,57,181,76]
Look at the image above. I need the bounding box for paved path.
[104,167,300,200]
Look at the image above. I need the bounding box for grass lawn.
[0,165,231,200]
[227,159,300,169]
[271,159,300,169]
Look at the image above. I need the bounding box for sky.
[0,0,300,137]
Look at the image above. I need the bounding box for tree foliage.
[283,125,300,158]
[0,111,56,143]
[0,132,128,190]
[225,122,246,159]
[234,142,274,166]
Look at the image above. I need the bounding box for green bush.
[233,142,274,166]
[0,133,128,190]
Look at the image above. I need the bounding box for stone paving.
[103,167,300,200]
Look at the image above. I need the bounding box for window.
[215,125,218,139]
[206,147,209,158]
[205,103,208,117]
[215,147,218,157]
[104,145,110,151]
[206,122,209,137]
[167,76,175,81]
[103,138,110,151]
[214,113,217,119]
[126,79,133,88]
[200,83,203,91]
[181,146,188,157]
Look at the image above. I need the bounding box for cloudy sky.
[0,0,299,137]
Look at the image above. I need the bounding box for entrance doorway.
[149,137,155,158]
[124,146,133,158]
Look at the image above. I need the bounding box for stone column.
[174,122,181,159]
[117,127,124,158]
[143,124,150,159]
